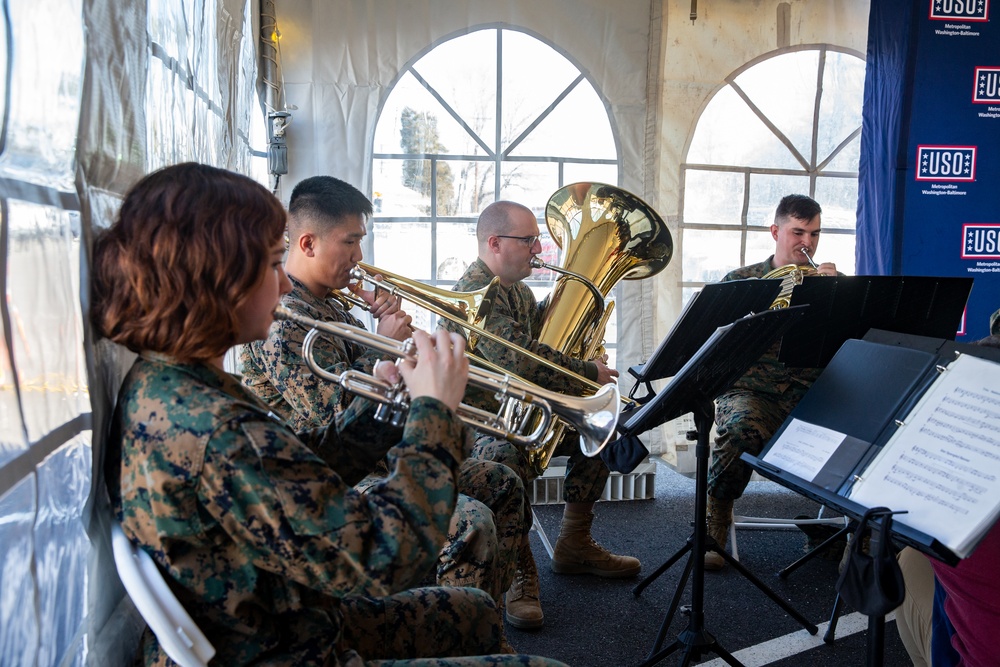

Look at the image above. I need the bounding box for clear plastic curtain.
[0,0,260,664]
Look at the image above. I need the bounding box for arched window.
[370,27,622,361]
[680,46,865,302]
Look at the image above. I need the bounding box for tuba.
[521,182,673,474]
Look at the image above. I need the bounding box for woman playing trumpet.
[239,174,534,640]
[94,162,562,666]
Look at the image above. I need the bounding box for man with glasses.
[446,200,637,632]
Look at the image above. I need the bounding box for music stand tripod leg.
[642,553,694,662]
[778,524,851,579]
[639,397,820,667]
[632,539,691,597]
[638,399,748,667]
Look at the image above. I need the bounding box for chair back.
[111,523,216,667]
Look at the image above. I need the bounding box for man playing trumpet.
[705,193,839,570]
[240,176,530,636]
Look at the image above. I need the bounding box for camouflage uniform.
[108,354,565,666]
[445,258,610,503]
[707,256,822,501]
[241,276,527,607]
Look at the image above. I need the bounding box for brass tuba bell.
[522,182,673,474]
[538,183,673,357]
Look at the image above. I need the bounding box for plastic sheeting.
[0,0,260,664]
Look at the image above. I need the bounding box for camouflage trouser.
[472,432,610,505]
[357,457,526,606]
[707,385,808,501]
[451,458,528,604]
[340,587,568,666]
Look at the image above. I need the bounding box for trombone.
[350,261,629,403]
[273,306,621,458]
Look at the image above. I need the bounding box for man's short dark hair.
[775,194,822,225]
[287,176,373,237]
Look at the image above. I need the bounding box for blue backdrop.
[857,0,999,340]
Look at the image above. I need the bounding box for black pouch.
[599,434,650,473]
[835,506,906,617]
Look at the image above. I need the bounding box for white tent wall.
[0,1,872,664]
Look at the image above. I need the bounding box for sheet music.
[762,418,846,481]
[848,353,1000,556]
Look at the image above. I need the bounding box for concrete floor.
[508,460,911,667]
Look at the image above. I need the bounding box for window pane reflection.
[372,27,620,358]
[436,223,478,281]
[682,229,743,284]
[373,222,431,280]
[683,171,745,225]
[682,48,863,287]
[747,174,811,226]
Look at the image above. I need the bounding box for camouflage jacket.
[107,354,466,666]
[444,258,598,410]
[241,275,384,431]
[721,256,821,394]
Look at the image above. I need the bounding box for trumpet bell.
[572,382,621,457]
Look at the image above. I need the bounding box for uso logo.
[930,0,990,20]
[974,67,1000,104]
[962,224,1000,259]
[916,145,976,181]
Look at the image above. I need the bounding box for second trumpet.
[273,306,621,458]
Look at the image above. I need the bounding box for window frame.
[679,44,866,292]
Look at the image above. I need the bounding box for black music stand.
[620,307,817,667]
[776,275,972,369]
[627,279,782,393]
[742,336,1000,666]
[766,276,972,580]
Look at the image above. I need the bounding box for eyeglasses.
[495,234,540,247]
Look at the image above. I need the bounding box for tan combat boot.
[705,496,734,571]
[551,509,641,578]
[505,546,544,629]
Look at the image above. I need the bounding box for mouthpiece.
[800,247,819,270]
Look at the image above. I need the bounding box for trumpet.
[273,306,621,458]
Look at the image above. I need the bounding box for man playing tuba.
[446,200,640,631]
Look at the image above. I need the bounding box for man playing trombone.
[446,200,640,631]
[240,176,530,637]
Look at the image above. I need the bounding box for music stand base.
[640,627,743,667]
[634,398,816,667]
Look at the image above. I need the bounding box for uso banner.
[858,0,998,340]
